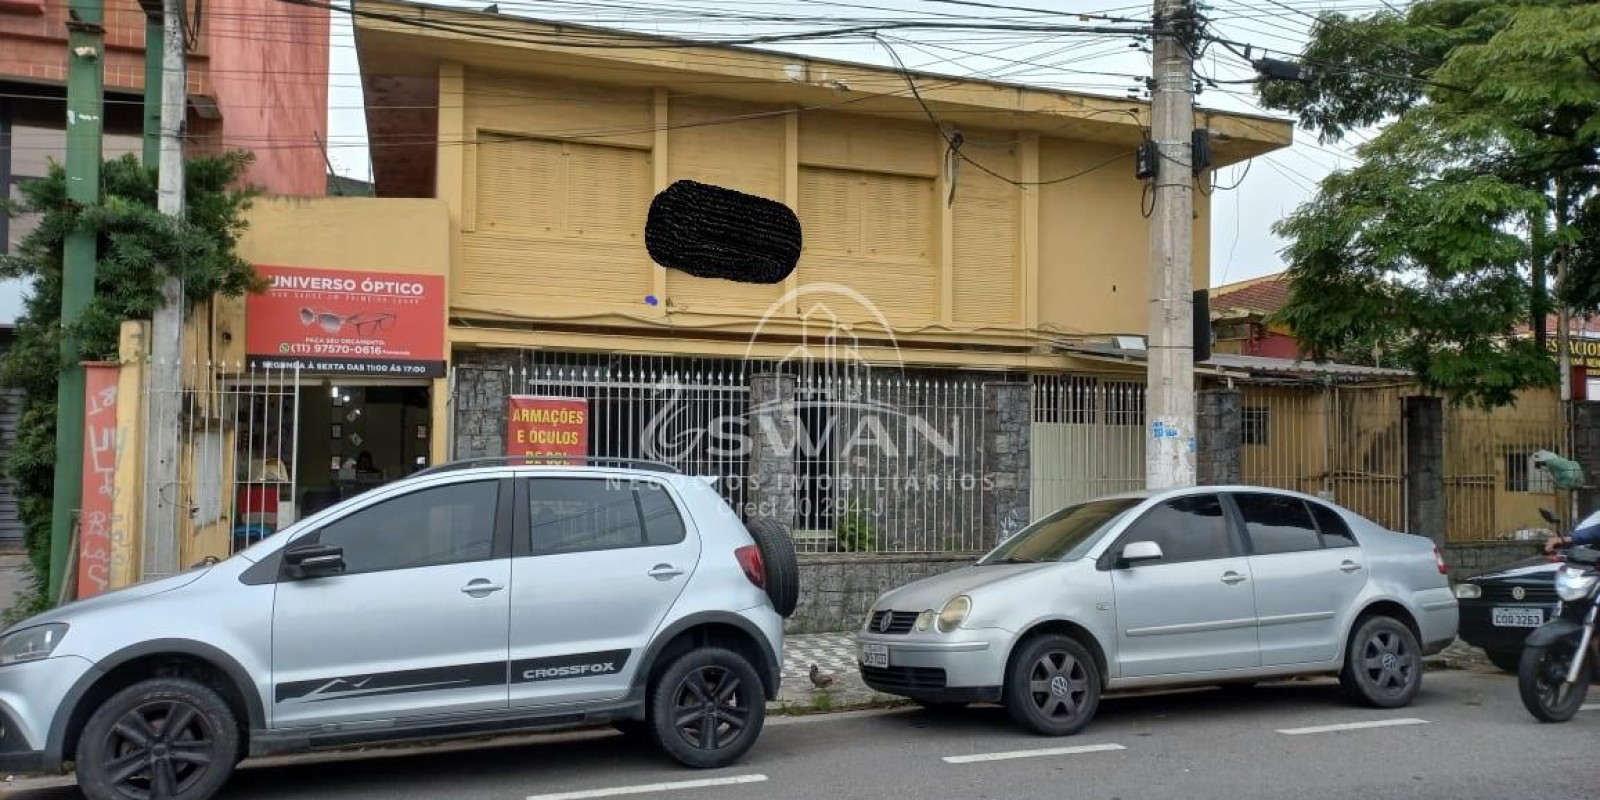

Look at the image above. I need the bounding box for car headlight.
[915,610,935,632]
[936,596,972,633]
[1453,583,1482,599]
[0,624,67,667]
[1555,568,1599,602]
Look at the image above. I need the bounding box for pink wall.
[204,0,329,196]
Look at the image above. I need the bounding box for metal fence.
[1445,396,1571,542]
[1239,384,1408,532]
[149,361,302,579]
[510,352,991,554]
[1030,375,1146,517]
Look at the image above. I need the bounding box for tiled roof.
[1210,273,1289,318]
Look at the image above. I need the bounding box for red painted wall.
[208,0,329,196]
[1,0,327,197]
[1238,331,1301,360]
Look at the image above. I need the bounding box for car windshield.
[978,498,1142,565]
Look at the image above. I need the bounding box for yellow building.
[105,0,1293,579]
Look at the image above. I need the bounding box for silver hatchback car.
[0,458,798,800]
[857,486,1458,735]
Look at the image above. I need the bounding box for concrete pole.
[48,0,105,601]
[1145,0,1197,489]
[142,0,187,577]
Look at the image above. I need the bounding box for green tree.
[0,152,262,619]
[1257,0,1600,407]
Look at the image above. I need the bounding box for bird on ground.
[809,664,835,689]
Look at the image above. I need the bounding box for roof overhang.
[351,0,1292,176]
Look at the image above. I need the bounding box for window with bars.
[1242,407,1270,446]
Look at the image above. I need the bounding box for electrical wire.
[872,34,1142,188]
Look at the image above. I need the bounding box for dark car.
[1453,555,1561,672]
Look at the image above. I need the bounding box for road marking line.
[1277,718,1428,736]
[942,743,1126,764]
[1582,704,1599,712]
[525,774,767,800]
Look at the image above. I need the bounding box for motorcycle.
[1517,510,1600,722]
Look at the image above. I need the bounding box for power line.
[872,34,1143,187]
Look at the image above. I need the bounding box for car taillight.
[735,545,765,589]
[1434,545,1448,576]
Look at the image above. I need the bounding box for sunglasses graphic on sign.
[299,309,396,336]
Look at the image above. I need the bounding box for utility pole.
[48,0,105,600]
[143,0,187,578]
[1145,0,1198,490]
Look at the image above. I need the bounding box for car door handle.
[649,564,684,581]
[460,579,505,596]
[1221,571,1248,585]
[1340,560,1364,573]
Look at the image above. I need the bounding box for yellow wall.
[448,67,1217,345]
[175,197,454,562]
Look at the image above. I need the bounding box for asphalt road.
[8,671,1596,800]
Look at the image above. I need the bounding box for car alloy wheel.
[1340,616,1422,709]
[76,678,239,800]
[648,647,766,769]
[671,665,753,752]
[1005,634,1101,736]
[101,700,219,799]
[1027,650,1090,722]
[1358,629,1416,696]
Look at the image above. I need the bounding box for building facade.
[1,0,330,253]
[95,1,1295,622]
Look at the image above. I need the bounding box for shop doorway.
[296,383,433,518]
[230,378,435,553]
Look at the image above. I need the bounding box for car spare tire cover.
[747,518,800,618]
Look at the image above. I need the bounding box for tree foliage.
[0,152,262,618]
[1258,0,1600,407]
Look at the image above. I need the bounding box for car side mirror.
[1540,508,1560,525]
[1120,540,1164,567]
[283,542,346,580]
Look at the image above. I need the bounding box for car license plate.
[861,643,889,669]
[1491,607,1544,628]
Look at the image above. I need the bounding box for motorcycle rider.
[1547,508,1600,554]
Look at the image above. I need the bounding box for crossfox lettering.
[523,662,617,681]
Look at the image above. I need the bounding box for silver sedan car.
[857,486,1458,735]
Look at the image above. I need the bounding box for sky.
[0,0,1370,324]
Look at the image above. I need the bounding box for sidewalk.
[774,632,897,714]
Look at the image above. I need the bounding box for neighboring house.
[1209,272,1301,359]
[1,0,330,254]
[1206,274,1576,542]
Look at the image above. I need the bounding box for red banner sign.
[507,396,590,464]
[78,362,118,600]
[246,265,446,377]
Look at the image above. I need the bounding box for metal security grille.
[515,353,756,518]
[503,352,992,554]
[1030,375,1146,519]
[152,362,302,579]
[1445,397,1571,542]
